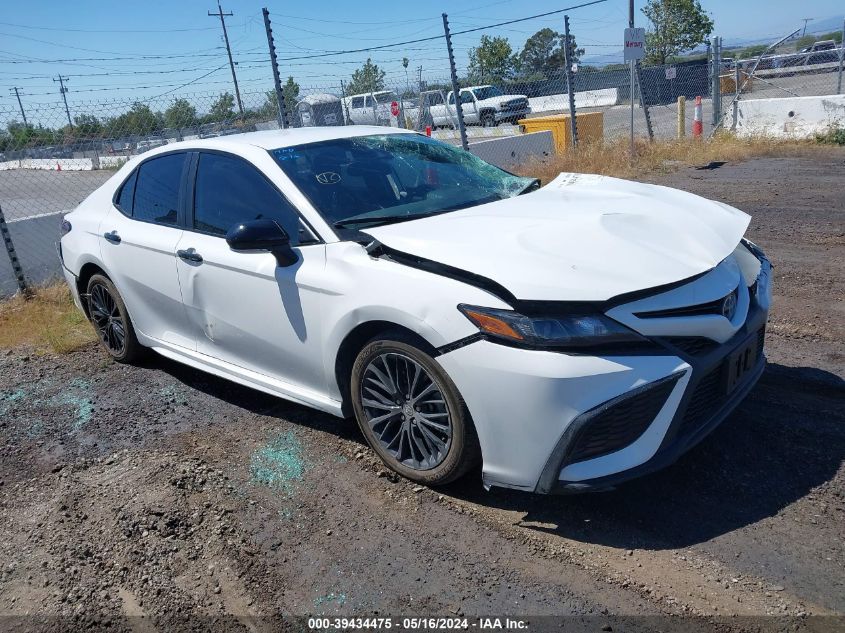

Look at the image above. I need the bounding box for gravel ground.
[0,152,843,632]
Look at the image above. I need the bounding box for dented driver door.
[174,150,330,396]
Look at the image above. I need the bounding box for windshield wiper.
[333,214,428,229]
[517,178,541,195]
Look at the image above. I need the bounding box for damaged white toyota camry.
[59,127,771,494]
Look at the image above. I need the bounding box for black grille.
[567,375,680,465]
[635,288,737,319]
[664,337,719,356]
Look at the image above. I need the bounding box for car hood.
[362,172,751,302]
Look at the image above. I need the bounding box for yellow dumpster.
[518,112,603,153]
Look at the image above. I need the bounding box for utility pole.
[417,65,423,92]
[801,18,813,37]
[11,88,28,126]
[209,0,244,115]
[54,75,72,128]
[262,7,287,128]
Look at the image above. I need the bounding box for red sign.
[390,101,400,117]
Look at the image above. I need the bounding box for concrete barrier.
[99,156,130,169]
[528,88,618,114]
[0,158,94,171]
[467,131,554,169]
[736,94,845,138]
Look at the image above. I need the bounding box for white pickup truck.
[421,85,531,128]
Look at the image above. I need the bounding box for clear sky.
[1,0,842,123]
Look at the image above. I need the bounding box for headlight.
[741,237,767,262]
[458,304,647,349]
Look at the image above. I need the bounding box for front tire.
[86,274,144,363]
[350,332,480,486]
[481,112,496,128]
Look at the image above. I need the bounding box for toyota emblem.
[722,292,737,320]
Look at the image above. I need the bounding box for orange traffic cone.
[692,96,703,138]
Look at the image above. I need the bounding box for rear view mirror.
[226,219,297,267]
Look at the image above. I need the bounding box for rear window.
[116,170,137,215]
[133,153,185,225]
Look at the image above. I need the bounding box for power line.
[0,20,232,34]
[273,0,607,61]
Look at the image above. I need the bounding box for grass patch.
[0,283,95,354]
[512,133,823,182]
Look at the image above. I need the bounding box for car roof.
[141,125,417,156]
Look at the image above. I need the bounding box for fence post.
[837,19,844,94]
[635,62,654,140]
[710,35,722,129]
[563,15,578,148]
[340,80,351,125]
[262,8,288,129]
[0,203,28,296]
[677,96,686,138]
[442,13,469,151]
[731,63,740,131]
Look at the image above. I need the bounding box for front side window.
[133,153,186,225]
[193,152,307,245]
[460,91,475,104]
[351,97,364,109]
[271,134,535,237]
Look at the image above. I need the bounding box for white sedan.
[59,126,771,493]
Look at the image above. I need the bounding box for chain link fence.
[2,22,843,296]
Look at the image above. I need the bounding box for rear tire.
[351,331,480,487]
[86,274,145,363]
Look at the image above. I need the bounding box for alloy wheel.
[88,283,126,355]
[359,352,452,470]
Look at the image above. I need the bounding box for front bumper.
[495,107,531,122]
[436,261,771,494]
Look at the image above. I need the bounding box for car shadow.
[145,352,366,447]
[441,362,844,550]
[149,355,843,550]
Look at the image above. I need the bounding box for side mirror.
[225,219,297,267]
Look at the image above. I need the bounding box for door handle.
[177,248,203,264]
[103,230,121,244]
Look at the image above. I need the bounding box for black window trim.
[110,149,191,229]
[186,148,323,246]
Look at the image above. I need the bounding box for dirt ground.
[0,152,843,632]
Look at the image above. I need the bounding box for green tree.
[164,98,197,129]
[73,114,102,137]
[347,59,386,95]
[208,92,236,121]
[794,34,817,51]
[468,35,517,83]
[282,76,300,114]
[105,102,161,136]
[518,28,584,77]
[738,44,768,59]
[819,30,843,44]
[642,0,714,65]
